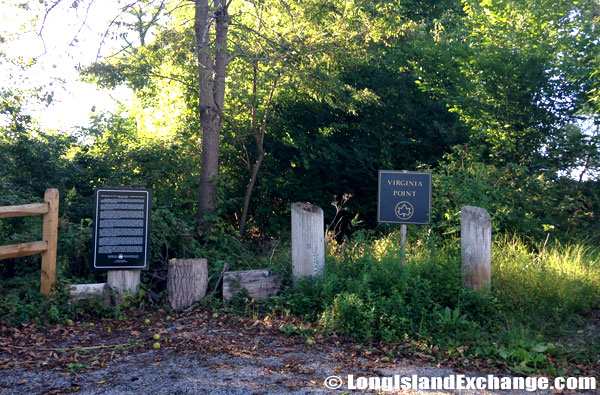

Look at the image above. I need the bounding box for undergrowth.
[1,228,598,376]
[264,231,600,375]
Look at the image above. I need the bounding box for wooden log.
[167,258,208,310]
[107,270,141,305]
[291,202,325,281]
[461,206,492,290]
[69,283,111,305]
[41,188,59,296]
[0,241,47,260]
[222,269,281,301]
[0,202,48,218]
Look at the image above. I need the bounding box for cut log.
[461,206,492,290]
[167,258,208,310]
[69,283,111,305]
[107,270,141,305]
[291,202,325,282]
[222,269,281,301]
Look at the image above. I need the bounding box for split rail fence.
[0,188,59,296]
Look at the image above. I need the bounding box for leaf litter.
[0,307,597,394]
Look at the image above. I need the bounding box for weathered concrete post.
[291,202,325,281]
[107,270,141,304]
[461,206,491,290]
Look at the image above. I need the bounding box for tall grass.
[493,237,600,324]
[274,230,600,373]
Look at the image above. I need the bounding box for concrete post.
[291,202,325,281]
[107,270,141,305]
[461,206,491,290]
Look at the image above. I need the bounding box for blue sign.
[378,171,432,224]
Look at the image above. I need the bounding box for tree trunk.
[238,69,278,235]
[238,150,264,234]
[167,258,208,310]
[194,0,229,231]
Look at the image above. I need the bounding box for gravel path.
[0,346,536,395]
[0,310,596,394]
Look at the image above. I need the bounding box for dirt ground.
[0,308,596,394]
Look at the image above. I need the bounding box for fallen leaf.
[414,352,431,360]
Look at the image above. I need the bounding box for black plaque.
[93,188,151,270]
[378,170,432,225]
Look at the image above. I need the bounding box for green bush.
[278,230,467,342]
[270,230,599,373]
[321,292,375,341]
[428,149,600,243]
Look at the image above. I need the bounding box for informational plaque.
[378,171,432,225]
[93,188,151,270]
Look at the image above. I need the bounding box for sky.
[1,0,132,131]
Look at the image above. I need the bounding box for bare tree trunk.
[577,154,590,184]
[238,67,278,235]
[239,150,264,233]
[195,0,229,232]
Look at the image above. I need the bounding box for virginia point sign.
[378,170,432,225]
[93,188,151,270]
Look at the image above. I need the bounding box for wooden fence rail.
[0,188,59,296]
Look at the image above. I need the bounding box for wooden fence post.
[40,188,59,296]
[291,202,325,281]
[461,205,491,290]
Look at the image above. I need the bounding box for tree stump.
[461,206,492,290]
[222,269,281,300]
[291,202,325,282]
[107,270,141,305]
[167,258,208,310]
